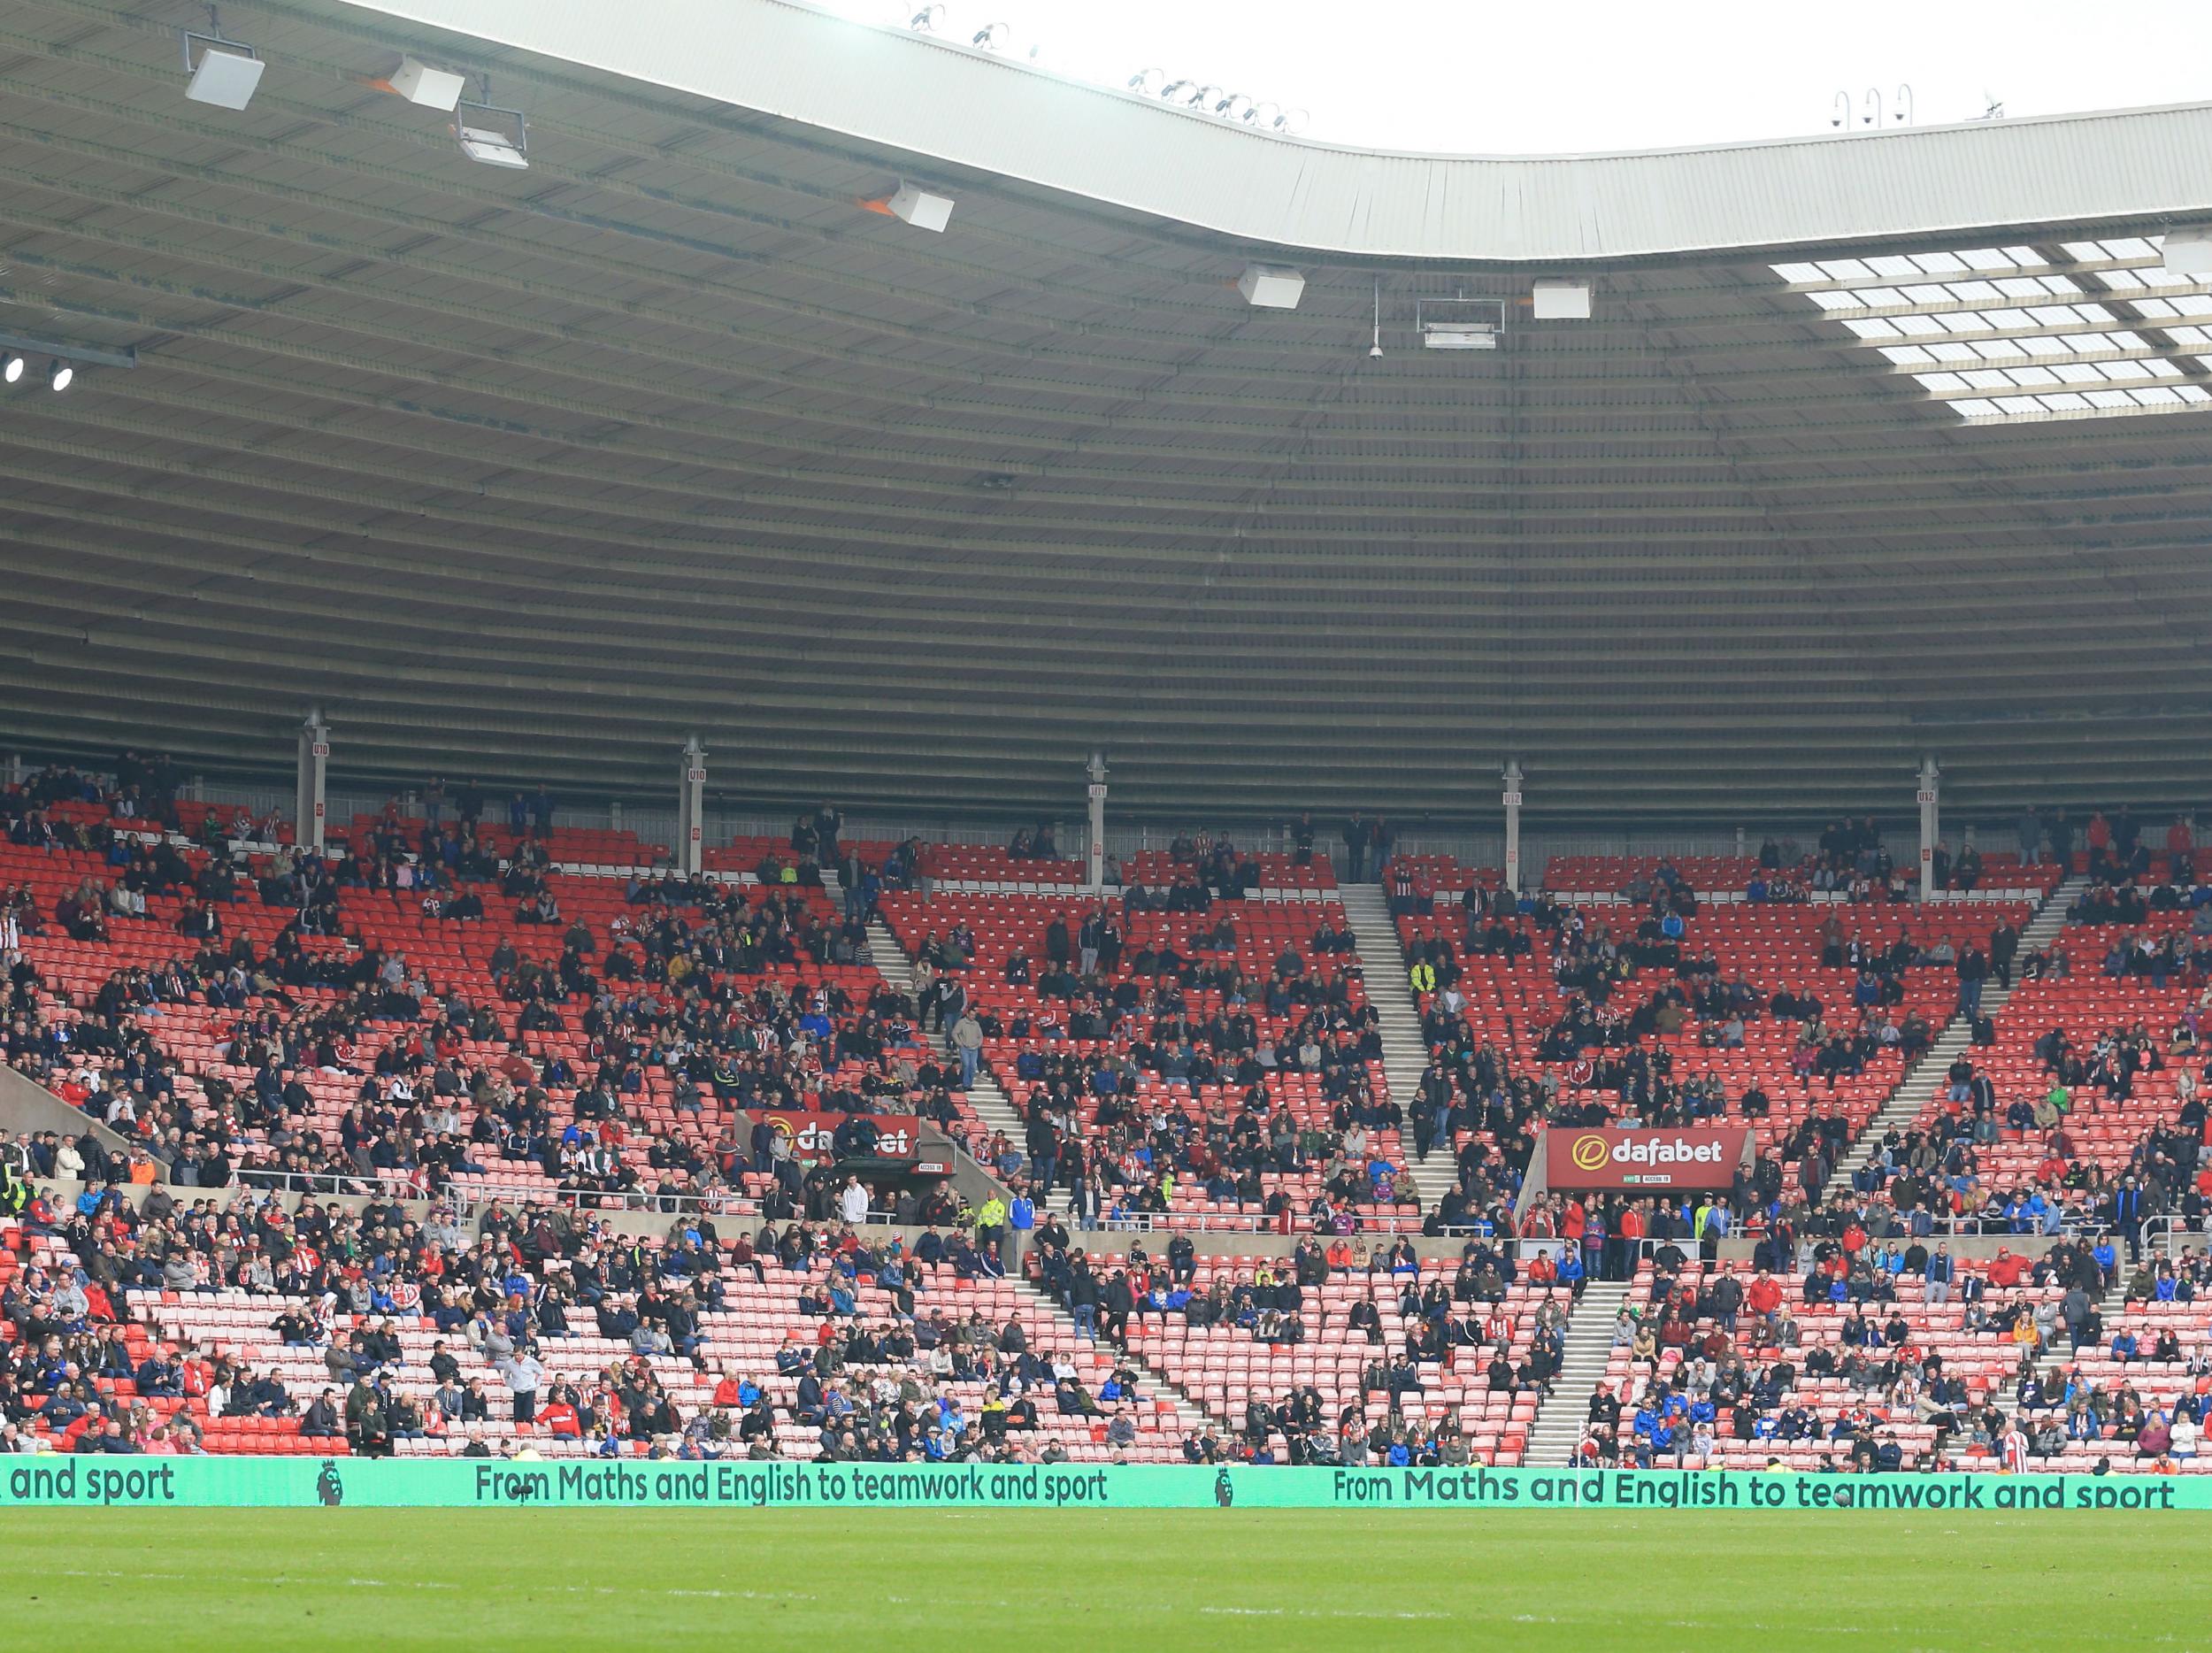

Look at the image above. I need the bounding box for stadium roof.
[4,0,2212,822]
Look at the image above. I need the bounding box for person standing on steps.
[1956,941,1989,1017]
[1989,916,2020,991]
[1342,812,1372,885]
[950,1007,983,1091]
[1415,1057,1454,1161]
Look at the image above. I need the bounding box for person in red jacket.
[1746,1269,1784,1324]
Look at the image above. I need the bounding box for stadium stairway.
[865,914,1069,1217]
[1010,1273,1215,1443]
[1334,883,1456,1211]
[865,912,918,994]
[1523,1279,1630,1465]
[1824,873,2085,1195]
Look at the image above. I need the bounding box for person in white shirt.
[839,1178,870,1226]
[2171,1412,2200,1460]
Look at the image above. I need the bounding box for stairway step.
[1821,873,2085,1196]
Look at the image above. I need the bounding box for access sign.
[1545,1126,1749,1190]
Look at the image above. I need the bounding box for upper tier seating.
[1399,896,2033,1197]
[879,890,1422,1233]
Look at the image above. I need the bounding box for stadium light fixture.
[0,331,134,386]
[180,10,265,111]
[1237,265,1305,311]
[380,55,467,111]
[1532,280,1594,320]
[862,181,955,233]
[909,4,945,32]
[454,96,528,169]
[2162,228,2212,279]
[971,21,1010,50]
[1127,68,1165,96]
[1419,297,1506,351]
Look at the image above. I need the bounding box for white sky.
[815,0,2212,153]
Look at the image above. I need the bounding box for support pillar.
[1916,756,1940,903]
[678,736,706,877]
[295,708,328,853]
[1085,750,1108,895]
[1502,759,1525,896]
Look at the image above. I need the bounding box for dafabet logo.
[1568,1134,1612,1172]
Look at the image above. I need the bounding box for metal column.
[679,736,706,877]
[1086,750,1108,894]
[295,708,328,853]
[1916,756,1941,903]
[1502,758,1525,896]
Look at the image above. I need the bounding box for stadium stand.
[1396,878,2035,1203]
[0,1187,1200,1462]
[1576,1234,2212,1475]
[1033,1231,1560,1466]
[875,885,1424,1233]
[1,777,968,1215]
[7,765,2212,1480]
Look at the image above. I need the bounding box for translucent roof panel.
[1776,234,2212,424]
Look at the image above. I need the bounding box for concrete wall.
[0,1065,151,1168]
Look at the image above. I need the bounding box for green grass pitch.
[4,1508,2202,1649]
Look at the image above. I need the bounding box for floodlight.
[387,56,466,111]
[909,5,945,31]
[49,360,73,392]
[1237,265,1305,311]
[971,21,1009,49]
[2162,228,2212,279]
[2,354,22,385]
[181,29,265,110]
[883,182,955,233]
[1532,281,1594,320]
[1419,297,1506,351]
[454,100,528,169]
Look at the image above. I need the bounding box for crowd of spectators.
[1578,1234,2212,1474]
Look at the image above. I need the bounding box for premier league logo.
[315,1460,344,1507]
[1214,1467,1234,1508]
